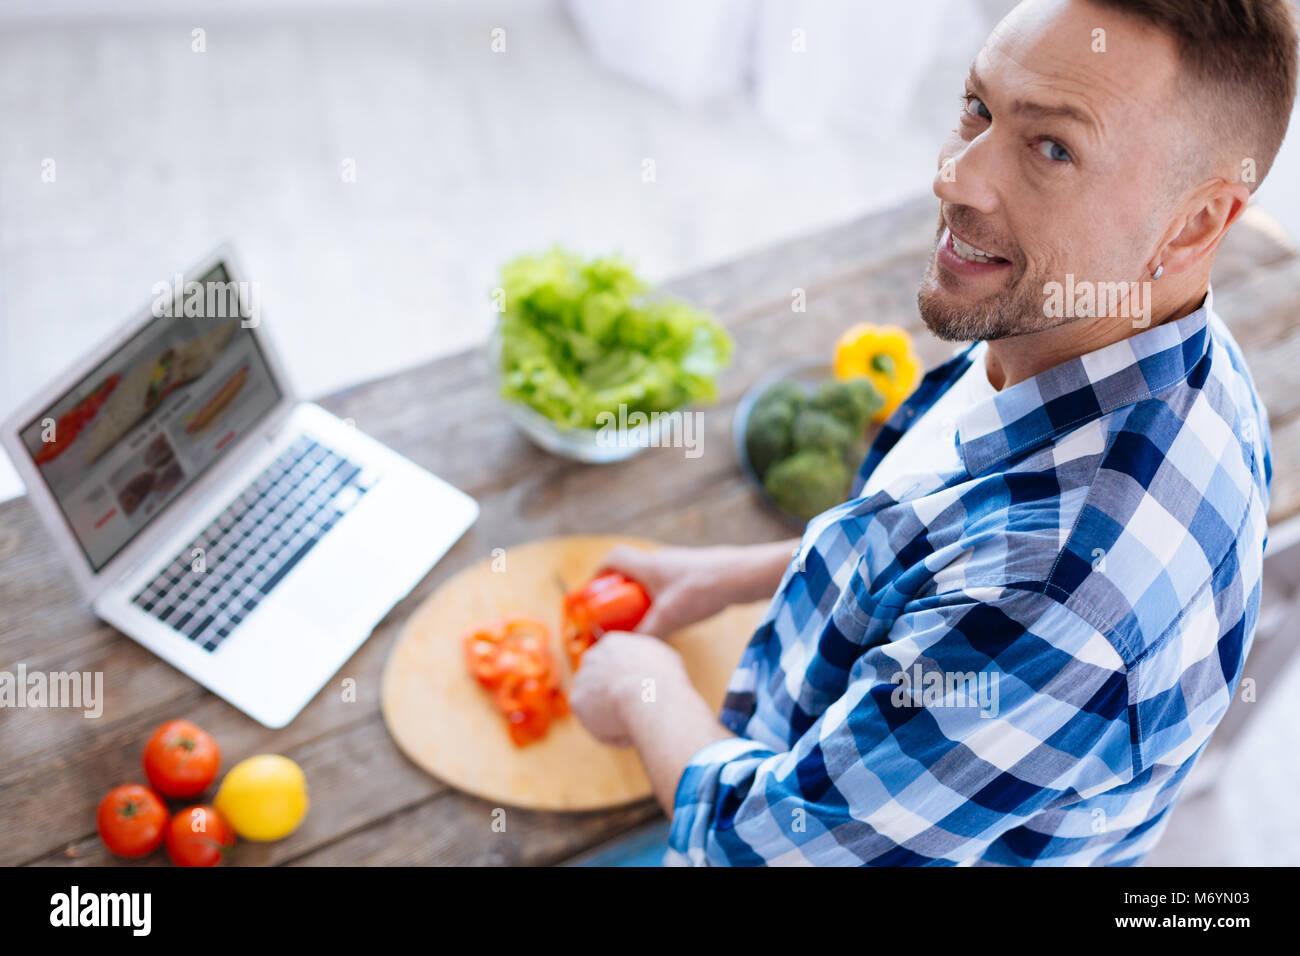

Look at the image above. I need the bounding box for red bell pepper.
[562,572,652,670]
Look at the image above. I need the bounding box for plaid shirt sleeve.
[667,583,1133,866]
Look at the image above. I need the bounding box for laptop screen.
[18,262,283,571]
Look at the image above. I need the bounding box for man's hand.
[600,539,799,638]
[569,631,683,747]
[570,630,736,814]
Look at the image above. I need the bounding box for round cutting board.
[380,535,767,812]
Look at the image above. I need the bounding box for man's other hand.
[599,541,797,638]
[570,630,686,747]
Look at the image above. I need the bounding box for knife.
[554,571,605,639]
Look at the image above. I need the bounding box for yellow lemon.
[214,754,309,841]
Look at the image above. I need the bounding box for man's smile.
[935,226,1014,284]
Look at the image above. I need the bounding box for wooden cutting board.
[380,535,767,812]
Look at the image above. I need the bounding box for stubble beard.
[916,215,1060,343]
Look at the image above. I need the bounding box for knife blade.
[555,571,605,639]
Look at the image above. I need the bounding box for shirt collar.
[955,285,1215,476]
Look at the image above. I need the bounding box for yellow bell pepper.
[832,324,921,423]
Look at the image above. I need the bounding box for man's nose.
[933,138,1000,216]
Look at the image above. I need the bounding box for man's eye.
[962,94,991,122]
[1036,139,1073,163]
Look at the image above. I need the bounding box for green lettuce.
[497,249,732,429]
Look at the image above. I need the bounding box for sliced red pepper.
[462,616,567,747]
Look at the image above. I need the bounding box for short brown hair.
[1089,0,1299,189]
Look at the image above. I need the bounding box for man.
[571,0,1296,865]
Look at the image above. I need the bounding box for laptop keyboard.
[131,436,376,652]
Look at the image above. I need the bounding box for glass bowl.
[485,324,664,464]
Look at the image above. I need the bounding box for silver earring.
[1152,264,1164,280]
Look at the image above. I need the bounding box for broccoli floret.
[792,408,853,460]
[753,380,808,417]
[763,451,850,521]
[745,402,795,479]
[810,377,884,434]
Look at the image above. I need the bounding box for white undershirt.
[861,343,999,498]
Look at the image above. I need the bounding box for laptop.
[1,247,478,727]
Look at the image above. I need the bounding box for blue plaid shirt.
[669,286,1271,865]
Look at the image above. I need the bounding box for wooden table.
[3,195,1299,867]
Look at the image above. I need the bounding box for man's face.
[918,0,1183,341]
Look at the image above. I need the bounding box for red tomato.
[96,784,168,858]
[143,719,221,798]
[165,805,235,867]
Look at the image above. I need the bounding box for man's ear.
[1154,180,1251,277]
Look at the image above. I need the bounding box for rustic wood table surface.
[3,195,1298,867]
